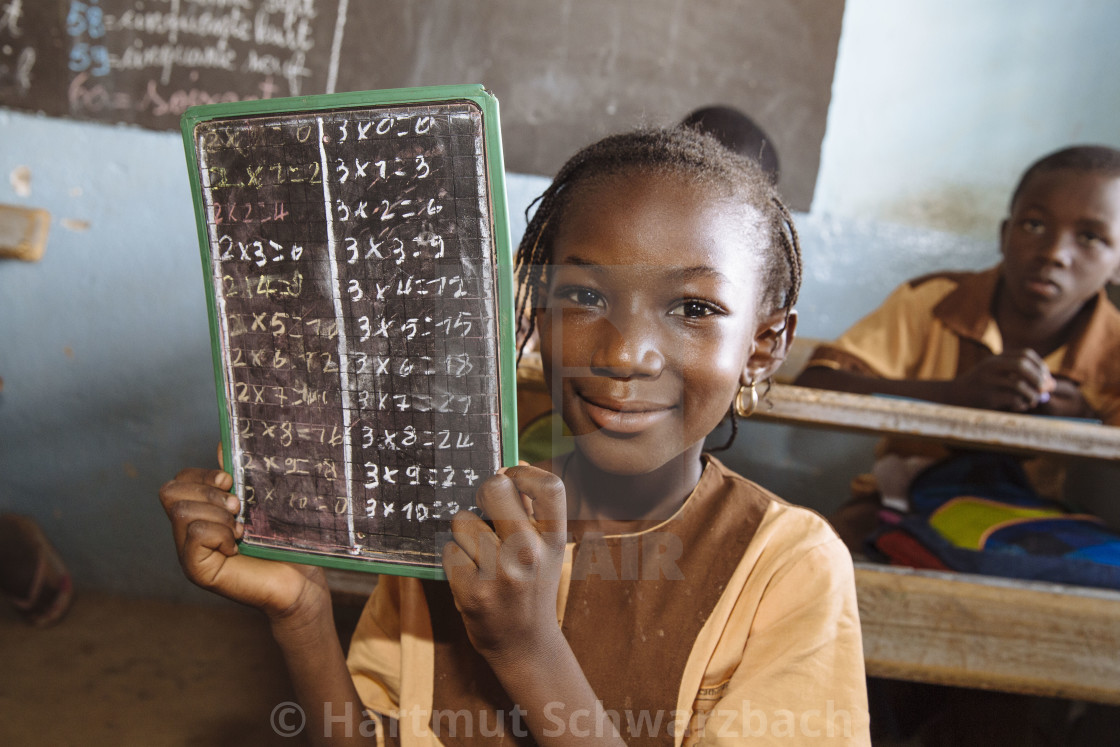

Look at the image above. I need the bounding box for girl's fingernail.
[1038,392,1051,404]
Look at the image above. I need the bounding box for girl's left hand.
[443,466,568,662]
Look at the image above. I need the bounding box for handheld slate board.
[181,85,517,580]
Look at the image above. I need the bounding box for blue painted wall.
[0,113,222,599]
[2,0,1118,597]
[815,0,1120,237]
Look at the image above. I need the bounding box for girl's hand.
[159,468,329,622]
[442,466,568,661]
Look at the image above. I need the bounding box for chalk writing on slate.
[183,88,515,578]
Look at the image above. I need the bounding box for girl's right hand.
[159,468,329,621]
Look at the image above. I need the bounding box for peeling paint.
[9,165,31,197]
[61,218,91,232]
[881,184,1007,239]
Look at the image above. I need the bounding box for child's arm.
[159,469,377,745]
[796,365,964,404]
[443,466,627,746]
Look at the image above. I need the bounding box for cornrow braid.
[514,127,803,363]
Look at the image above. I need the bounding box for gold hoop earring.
[734,382,758,418]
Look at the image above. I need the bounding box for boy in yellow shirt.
[798,145,1120,550]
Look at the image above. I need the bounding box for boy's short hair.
[1010,145,1120,210]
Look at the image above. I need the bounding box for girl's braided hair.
[514,126,802,362]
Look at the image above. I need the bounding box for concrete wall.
[814,0,1120,237]
[2,0,1119,597]
[1,113,226,600]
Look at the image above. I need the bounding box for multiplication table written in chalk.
[181,86,518,579]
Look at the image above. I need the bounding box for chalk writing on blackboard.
[182,86,517,578]
[0,0,349,130]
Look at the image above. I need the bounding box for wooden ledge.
[754,384,1120,461]
[0,204,50,261]
[856,563,1120,704]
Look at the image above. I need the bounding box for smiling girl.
[161,127,869,746]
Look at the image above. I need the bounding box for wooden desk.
[753,380,1120,705]
[857,563,1120,705]
[755,383,1120,460]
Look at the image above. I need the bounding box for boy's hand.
[159,468,329,621]
[1032,376,1096,420]
[952,349,1055,413]
[443,466,568,661]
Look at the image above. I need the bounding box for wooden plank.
[755,384,1120,460]
[773,335,820,384]
[0,204,49,262]
[856,563,1120,704]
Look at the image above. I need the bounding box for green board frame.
[181,84,518,580]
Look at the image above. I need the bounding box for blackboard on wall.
[0,0,345,130]
[335,0,845,211]
[181,84,518,579]
[1,1,843,211]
